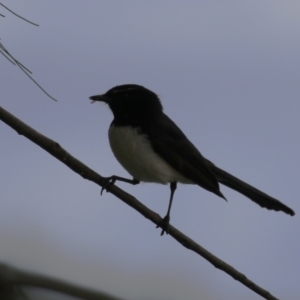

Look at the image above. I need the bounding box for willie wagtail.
[90,84,295,235]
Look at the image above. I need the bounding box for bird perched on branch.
[90,84,295,235]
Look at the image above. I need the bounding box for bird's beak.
[89,94,109,104]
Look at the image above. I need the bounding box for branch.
[1,4,56,101]
[0,41,57,101]
[0,263,123,300]
[0,106,280,300]
[0,3,39,26]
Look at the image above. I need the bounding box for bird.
[89,84,295,235]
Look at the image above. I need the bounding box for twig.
[0,3,39,26]
[0,44,17,65]
[0,41,57,101]
[0,106,280,300]
[0,263,122,300]
[1,3,56,101]
[0,42,31,72]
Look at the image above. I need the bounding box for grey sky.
[1,1,300,299]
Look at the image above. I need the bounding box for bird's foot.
[100,176,117,195]
[156,215,170,236]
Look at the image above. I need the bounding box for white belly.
[108,125,191,184]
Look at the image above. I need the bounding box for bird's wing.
[143,114,294,216]
[145,114,225,199]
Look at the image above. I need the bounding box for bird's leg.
[100,176,140,195]
[157,182,177,236]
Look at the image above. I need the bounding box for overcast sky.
[1,1,300,300]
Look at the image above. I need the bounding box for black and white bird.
[90,84,295,235]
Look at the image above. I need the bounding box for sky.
[1,1,300,300]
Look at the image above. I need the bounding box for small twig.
[0,106,282,300]
[0,3,39,26]
[0,42,31,72]
[17,63,58,101]
[0,41,57,101]
[0,45,16,65]
[1,4,56,101]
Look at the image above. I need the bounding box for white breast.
[108,125,191,184]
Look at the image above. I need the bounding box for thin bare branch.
[1,4,55,102]
[0,3,39,26]
[0,42,30,71]
[0,106,281,300]
[0,263,122,300]
[0,41,57,101]
[16,63,58,101]
[0,46,17,65]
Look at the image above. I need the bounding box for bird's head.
[90,84,163,123]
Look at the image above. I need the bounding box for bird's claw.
[156,215,170,236]
[100,176,117,195]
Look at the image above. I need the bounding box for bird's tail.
[209,162,295,216]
